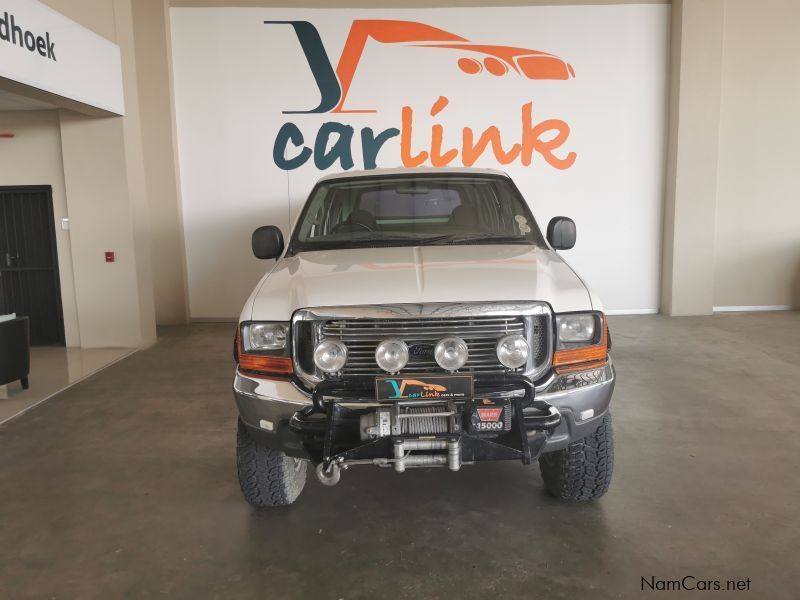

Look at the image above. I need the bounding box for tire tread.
[236,419,307,507]
[539,413,614,502]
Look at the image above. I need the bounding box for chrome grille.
[320,316,546,375]
[291,303,553,388]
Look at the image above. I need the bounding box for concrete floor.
[0,313,798,599]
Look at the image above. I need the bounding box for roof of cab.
[316,167,510,183]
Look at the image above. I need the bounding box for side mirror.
[252,225,284,260]
[546,216,576,250]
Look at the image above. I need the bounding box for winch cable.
[400,405,450,436]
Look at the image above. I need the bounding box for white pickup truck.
[233,168,615,506]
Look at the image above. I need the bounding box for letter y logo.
[267,19,574,115]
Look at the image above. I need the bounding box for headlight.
[556,313,598,346]
[313,339,348,373]
[434,336,468,371]
[553,312,608,370]
[242,322,288,352]
[496,334,529,369]
[375,338,409,373]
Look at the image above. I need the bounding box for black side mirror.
[252,226,284,259]
[546,216,576,250]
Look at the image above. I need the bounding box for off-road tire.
[236,419,307,507]
[539,413,614,502]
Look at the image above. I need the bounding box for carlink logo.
[376,375,472,400]
[385,379,448,399]
[266,19,574,114]
[268,19,577,172]
[0,12,57,61]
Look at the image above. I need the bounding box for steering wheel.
[331,220,374,233]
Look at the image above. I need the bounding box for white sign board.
[0,0,124,115]
[171,5,668,317]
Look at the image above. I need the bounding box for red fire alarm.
[105,251,115,263]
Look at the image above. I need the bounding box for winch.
[292,373,562,487]
[355,400,463,475]
[359,400,461,440]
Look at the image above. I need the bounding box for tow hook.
[315,461,341,486]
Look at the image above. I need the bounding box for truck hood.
[246,245,593,320]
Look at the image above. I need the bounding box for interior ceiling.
[0,90,58,111]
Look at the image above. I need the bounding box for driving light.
[496,334,529,369]
[244,322,287,350]
[313,339,348,373]
[375,338,409,373]
[556,314,596,344]
[434,337,468,371]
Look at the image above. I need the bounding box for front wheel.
[236,419,307,507]
[539,413,614,502]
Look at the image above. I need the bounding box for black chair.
[0,316,30,390]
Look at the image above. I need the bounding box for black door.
[0,186,65,345]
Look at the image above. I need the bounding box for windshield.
[288,174,545,254]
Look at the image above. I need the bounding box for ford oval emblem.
[408,344,435,360]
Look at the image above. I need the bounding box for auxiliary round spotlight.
[313,339,348,373]
[496,334,529,369]
[434,336,469,371]
[375,338,409,373]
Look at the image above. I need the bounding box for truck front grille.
[319,315,547,376]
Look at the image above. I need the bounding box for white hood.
[245,245,593,321]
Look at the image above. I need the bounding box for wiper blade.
[288,236,430,253]
[414,234,459,245]
[417,233,531,245]
[352,235,430,242]
[288,233,532,255]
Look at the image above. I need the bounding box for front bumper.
[234,359,615,460]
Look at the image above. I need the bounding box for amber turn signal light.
[555,358,608,375]
[553,317,608,368]
[238,354,294,378]
[236,329,293,379]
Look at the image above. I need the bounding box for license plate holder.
[375,374,473,402]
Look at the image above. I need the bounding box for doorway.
[0,186,65,345]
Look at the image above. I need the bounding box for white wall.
[171,4,669,318]
[131,0,190,325]
[1,0,159,350]
[660,0,725,316]
[39,0,157,349]
[714,0,800,309]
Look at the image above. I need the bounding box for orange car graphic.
[267,19,575,114]
[335,20,575,112]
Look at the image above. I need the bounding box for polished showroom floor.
[0,313,798,598]
[0,346,133,424]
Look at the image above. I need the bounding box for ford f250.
[233,168,615,506]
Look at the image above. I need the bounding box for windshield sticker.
[518,222,531,234]
[515,215,527,224]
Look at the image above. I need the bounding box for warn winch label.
[476,408,503,422]
[468,400,512,434]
